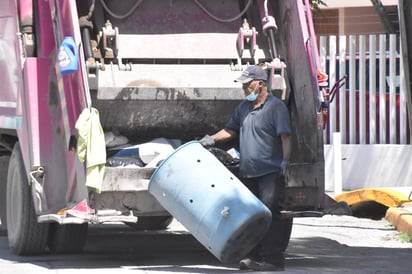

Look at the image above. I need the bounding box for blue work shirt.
[226,94,291,178]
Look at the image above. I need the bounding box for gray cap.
[235,65,268,83]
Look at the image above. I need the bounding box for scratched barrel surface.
[148,141,272,263]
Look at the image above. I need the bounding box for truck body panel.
[0,0,21,132]
[0,0,327,254]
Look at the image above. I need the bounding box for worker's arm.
[211,128,237,143]
[280,133,292,175]
[281,134,292,160]
[199,128,237,146]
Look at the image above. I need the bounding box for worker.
[199,65,292,271]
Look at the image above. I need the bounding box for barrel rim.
[149,140,200,182]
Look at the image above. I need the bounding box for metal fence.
[319,34,410,145]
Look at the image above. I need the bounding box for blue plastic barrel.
[148,141,272,263]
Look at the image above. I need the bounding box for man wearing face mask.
[199,65,292,271]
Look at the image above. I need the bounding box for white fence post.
[333,132,343,196]
[329,36,337,138]
[320,36,327,144]
[349,35,357,144]
[339,36,347,143]
[359,35,366,144]
[379,34,387,144]
[389,34,397,144]
[369,35,377,144]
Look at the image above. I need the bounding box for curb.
[332,188,412,236]
[385,207,412,236]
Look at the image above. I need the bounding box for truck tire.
[48,223,88,254]
[126,216,174,230]
[281,217,293,251]
[0,155,10,232]
[6,143,49,255]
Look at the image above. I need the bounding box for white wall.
[324,144,412,196]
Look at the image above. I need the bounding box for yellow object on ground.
[334,188,410,208]
[75,107,106,193]
[386,206,412,237]
[335,188,412,237]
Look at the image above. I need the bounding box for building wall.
[323,0,397,8]
[313,4,398,36]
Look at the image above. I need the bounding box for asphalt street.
[0,215,411,273]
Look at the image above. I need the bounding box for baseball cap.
[235,65,268,83]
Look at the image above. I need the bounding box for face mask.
[246,92,258,101]
[246,84,259,101]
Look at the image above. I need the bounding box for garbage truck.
[0,0,327,256]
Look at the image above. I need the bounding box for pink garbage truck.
[0,0,327,257]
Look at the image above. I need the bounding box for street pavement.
[0,215,411,273]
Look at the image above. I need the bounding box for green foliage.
[398,231,412,243]
[310,0,327,10]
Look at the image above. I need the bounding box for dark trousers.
[241,172,285,263]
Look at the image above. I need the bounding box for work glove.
[280,159,290,176]
[199,134,215,147]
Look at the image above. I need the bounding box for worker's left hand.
[280,159,290,175]
[199,134,215,147]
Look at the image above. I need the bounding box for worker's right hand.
[280,159,290,176]
[199,134,215,147]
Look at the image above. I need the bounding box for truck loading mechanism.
[0,0,330,256]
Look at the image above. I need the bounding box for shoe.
[239,258,284,271]
[239,258,253,270]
